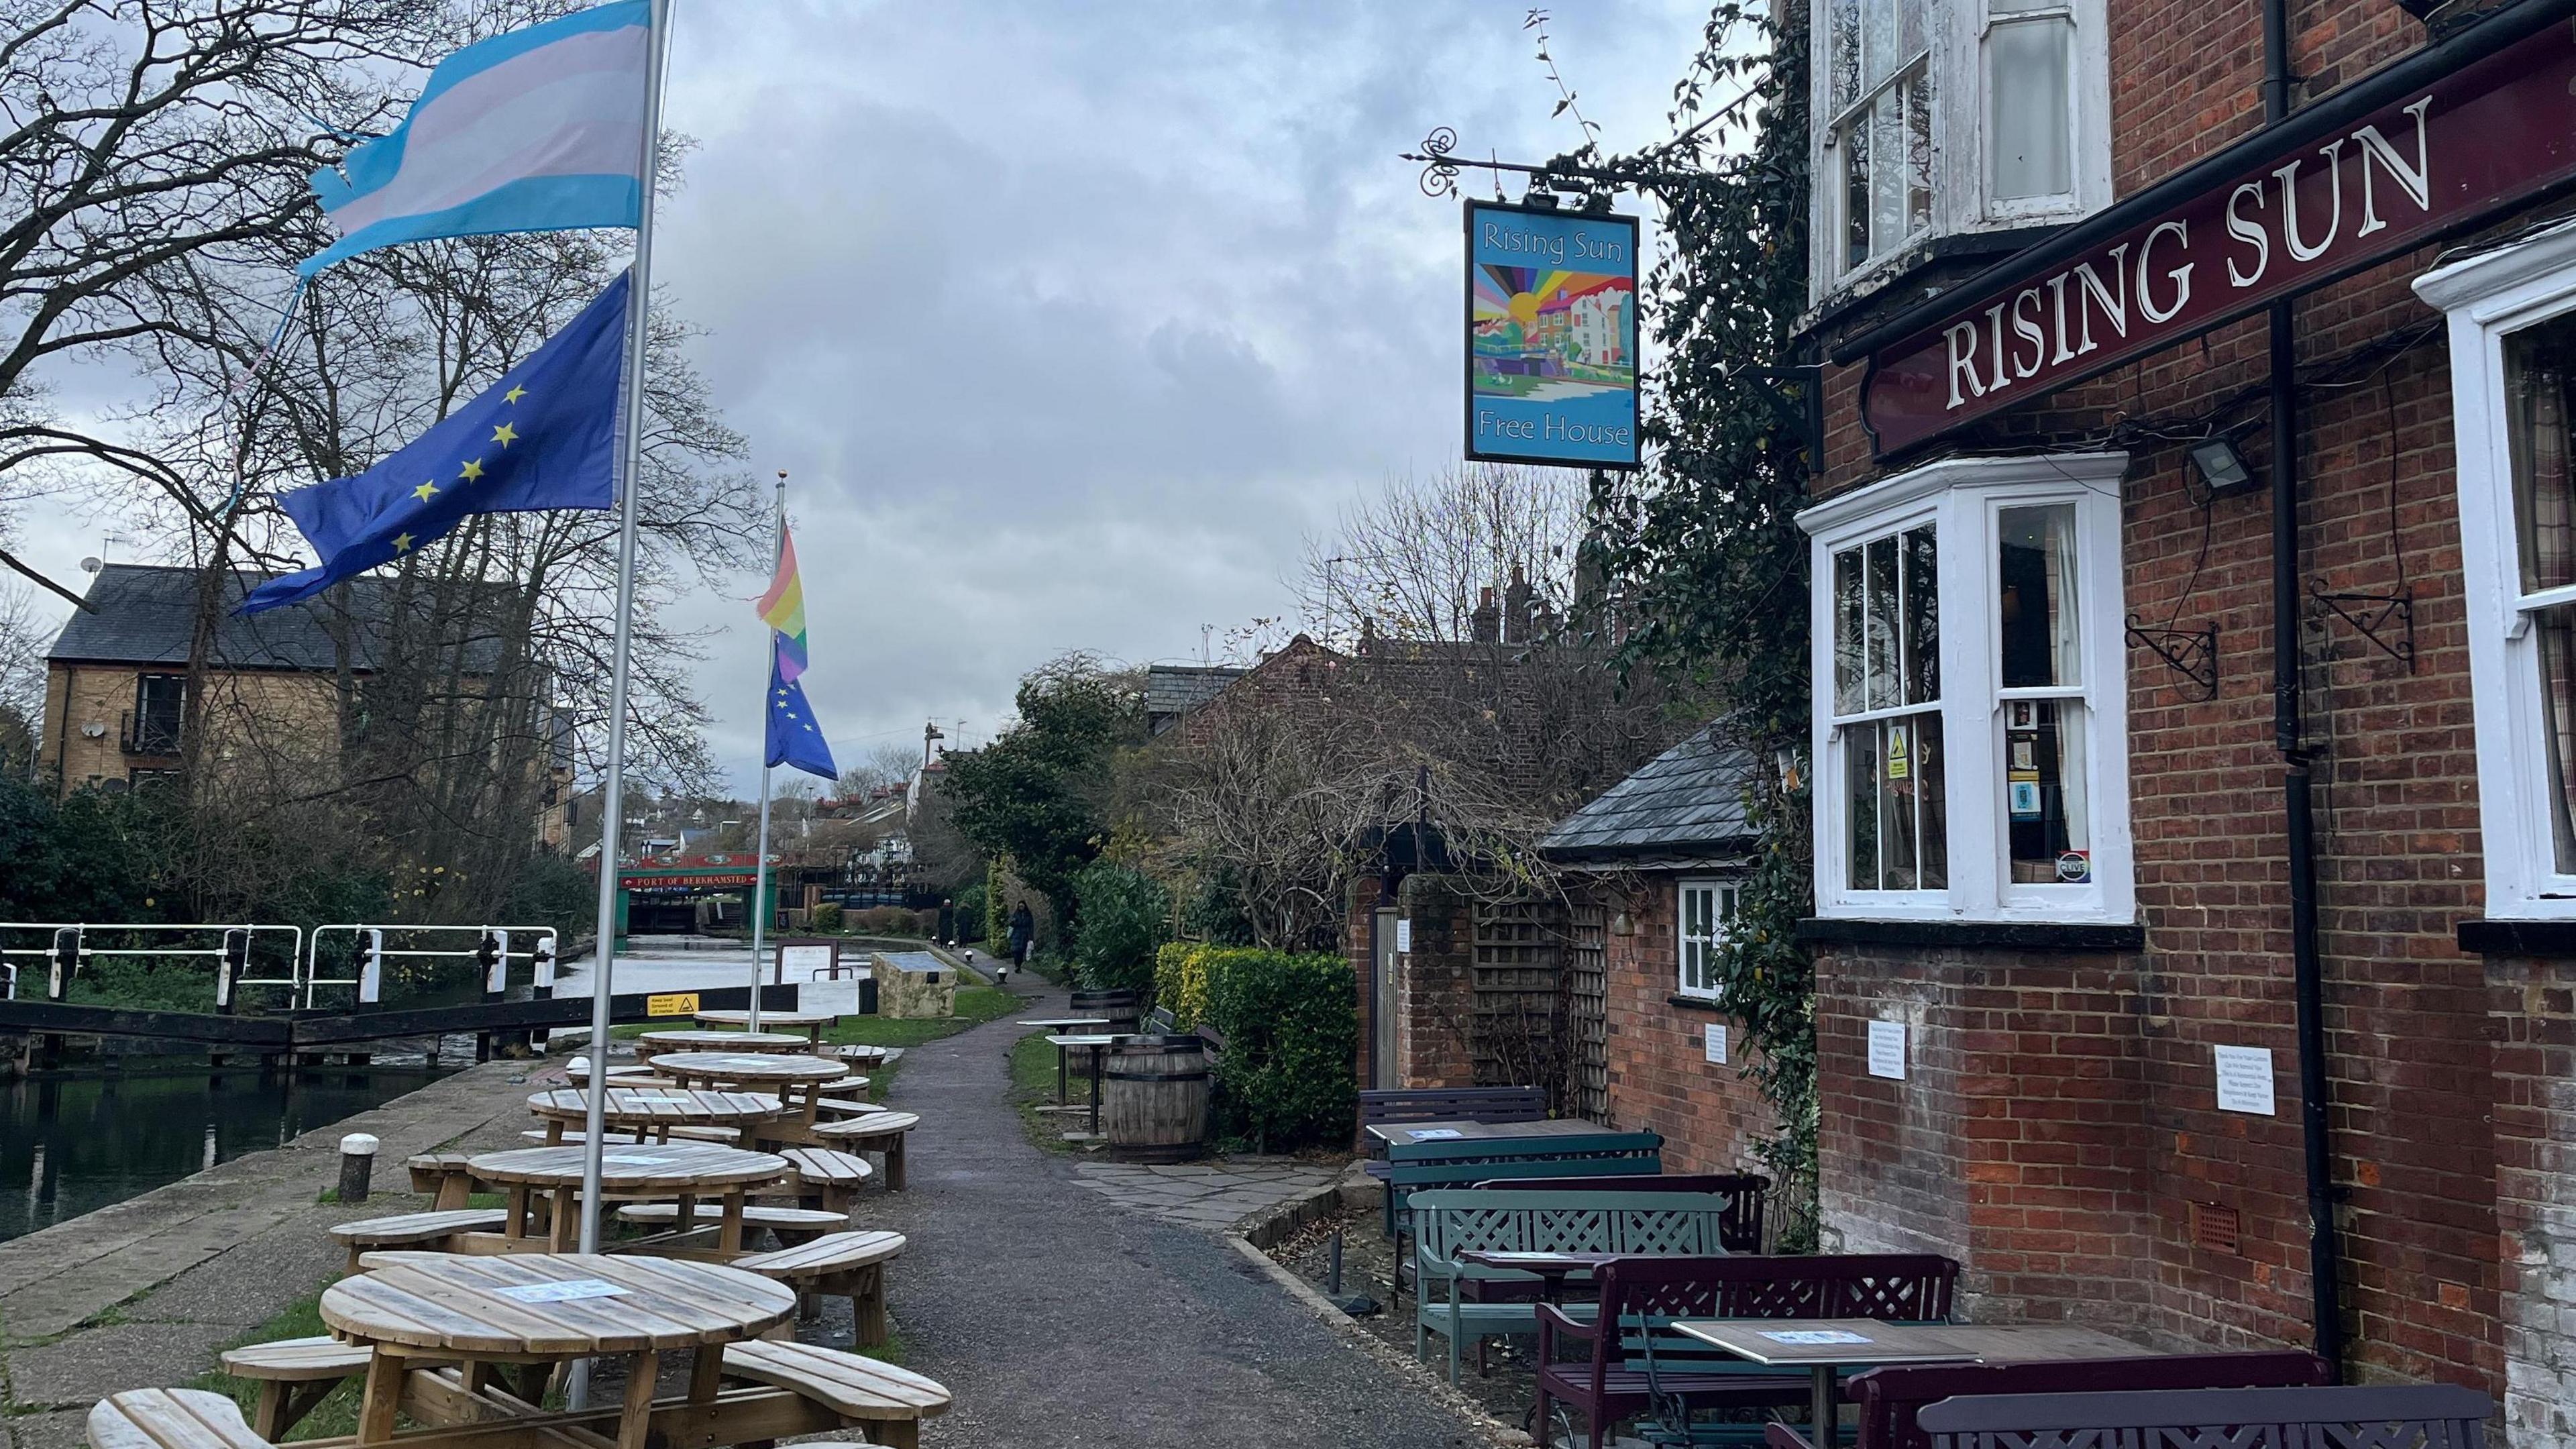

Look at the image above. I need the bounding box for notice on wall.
[1705,1022,1729,1065]
[778,944,834,979]
[645,991,699,1017]
[2212,1044,2277,1116]
[1866,1020,1907,1081]
[1395,918,1413,953]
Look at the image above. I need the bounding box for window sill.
[1799,223,2075,347]
[1668,995,1725,1014]
[2459,918,2576,957]
[1797,917,2144,952]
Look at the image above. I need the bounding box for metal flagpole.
[747,474,786,1031]
[570,0,671,1408]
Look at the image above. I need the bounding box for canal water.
[0,1063,453,1243]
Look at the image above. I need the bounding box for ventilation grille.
[2190,1201,2242,1255]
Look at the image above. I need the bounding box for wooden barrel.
[1104,1034,1210,1163]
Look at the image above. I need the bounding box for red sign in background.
[1858,21,2576,456]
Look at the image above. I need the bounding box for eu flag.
[765,658,838,781]
[239,271,630,614]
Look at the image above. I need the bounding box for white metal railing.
[303,924,560,1010]
[0,922,305,1009]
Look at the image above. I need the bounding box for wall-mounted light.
[2189,437,2262,500]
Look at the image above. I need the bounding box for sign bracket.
[2308,585,2416,672]
[2124,615,2220,700]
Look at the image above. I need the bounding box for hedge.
[1161,944,1356,1152]
[1070,860,1168,993]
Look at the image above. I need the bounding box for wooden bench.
[776,1146,873,1212]
[403,1152,481,1210]
[86,1388,272,1449]
[1362,1085,1548,1136]
[1536,1254,1961,1449]
[1917,1385,2491,1449]
[735,1230,908,1346]
[1411,1188,1744,1385]
[1383,1130,1662,1237]
[720,1338,950,1449]
[1758,1350,2332,1449]
[810,1110,919,1191]
[218,1336,456,1440]
[517,1129,647,1146]
[327,1209,507,1272]
[614,1203,851,1246]
[1477,1172,1770,1254]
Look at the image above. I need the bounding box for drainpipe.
[2265,0,2345,1381]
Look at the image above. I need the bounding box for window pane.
[1881,716,1922,892]
[2004,699,2090,883]
[1843,113,1872,270]
[2538,604,2576,874]
[1917,711,1947,889]
[1830,0,1861,109]
[1904,72,1933,235]
[1863,0,1896,90]
[1866,535,1899,710]
[1904,525,1939,704]
[1897,0,1925,58]
[2506,318,2576,596]
[1845,725,1880,890]
[1988,17,2073,200]
[1999,504,2080,687]
[1870,93,1909,260]
[1835,547,1864,714]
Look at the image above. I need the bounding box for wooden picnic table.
[319,1250,794,1449]
[635,1029,814,1060]
[1453,1248,1621,1303]
[649,1051,849,1146]
[525,1087,781,1145]
[465,1142,788,1257]
[1672,1318,2151,1440]
[1044,1033,1120,1136]
[1364,1115,1609,1149]
[694,1010,835,1045]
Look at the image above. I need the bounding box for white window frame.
[2416,221,2576,920]
[1809,0,2113,303]
[1799,452,2134,924]
[1677,877,1739,1000]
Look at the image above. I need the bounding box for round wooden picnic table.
[525,1087,781,1145]
[466,1142,789,1256]
[635,1028,813,1059]
[650,1051,850,1148]
[693,1009,835,1045]
[321,1250,794,1448]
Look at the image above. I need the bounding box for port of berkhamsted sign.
[1849,17,2576,458]
[1465,200,1642,469]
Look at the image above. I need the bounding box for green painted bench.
[1411,1188,1738,1386]
[1381,1130,1663,1238]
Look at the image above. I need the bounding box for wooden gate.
[1566,900,1609,1123]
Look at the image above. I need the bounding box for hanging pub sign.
[1464,200,1641,469]
[1850,12,2576,457]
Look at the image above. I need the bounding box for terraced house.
[1787,0,2576,1434]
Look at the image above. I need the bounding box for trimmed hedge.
[1162,944,1356,1152]
[1070,860,1168,993]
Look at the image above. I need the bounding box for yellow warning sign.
[1885,725,1910,781]
[646,991,700,1018]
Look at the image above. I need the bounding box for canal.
[0,1062,453,1242]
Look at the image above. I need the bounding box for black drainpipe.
[2265,0,2345,1382]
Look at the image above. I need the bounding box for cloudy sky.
[16,0,1710,794]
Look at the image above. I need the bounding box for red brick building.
[1790,0,2576,1431]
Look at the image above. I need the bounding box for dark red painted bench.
[1535,1254,1960,1449]
[1362,1085,1548,1130]
[1916,1385,2489,1449]
[1477,1173,1769,1254]
[1756,1350,2329,1449]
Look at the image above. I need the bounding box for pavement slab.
[8,1323,235,1409]
[5,1409,83,1449]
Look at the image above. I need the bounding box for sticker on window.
[2056,850,2091,883]
[1885,725,1910,781]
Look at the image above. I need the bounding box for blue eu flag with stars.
[239,270,630,614]
[765,657,838,781]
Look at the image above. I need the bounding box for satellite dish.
[79,557,101,573]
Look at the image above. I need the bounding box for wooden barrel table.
[1102,1034,1210,1163]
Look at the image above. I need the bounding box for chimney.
[1503,562,1533,645]
[1470,587,1501,645]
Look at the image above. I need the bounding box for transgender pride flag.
[757,529,810,682]
[301,1,651,276]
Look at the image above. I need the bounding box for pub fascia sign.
[1858,20,2576,455]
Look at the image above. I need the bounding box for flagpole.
[576,0,671,1309]
[747,474,786,1031]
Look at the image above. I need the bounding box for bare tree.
[1295,462,1587,645]
[837,741,921,801]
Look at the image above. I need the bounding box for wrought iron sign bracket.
[2308,585,2416,672]
[2125,615,2220,700]
[1403,126,1707,201]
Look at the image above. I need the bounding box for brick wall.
[1594,874,1778,1175]
[2489,955,2576,1441]
[1803,0,2522,1403]
[1394,875,1477,1089]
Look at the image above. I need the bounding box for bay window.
[2417,223,2576,918]
[1802,453,2132,922]
[1678,878,1740,1000]
[1813,0,2110,299]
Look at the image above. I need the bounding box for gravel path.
[873,982,1493,1448]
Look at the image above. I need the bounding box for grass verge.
[192,1283,365,1441]
[1008,1031,1087,1155]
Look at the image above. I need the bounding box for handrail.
[0,922,305,1009]
[304,924,561,1009]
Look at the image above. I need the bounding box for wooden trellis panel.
[1470,899,1566,1110]
[1566,901,1609,1124]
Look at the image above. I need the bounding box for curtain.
[2049,506,2090,854]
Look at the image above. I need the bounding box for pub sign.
[1465,200,1641,469]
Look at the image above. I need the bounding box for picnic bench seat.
[1382,1130,1662,1237]
[327,1208,506,1272]
[518,1128,648,1145]
[403,1152,480,1210]
[816,1074,874,1097]
[86,1388,272,1449]
[1915,1384,2490,1449]
[735,1230,908,1346]
[1479,1173,1770,1254]
[720,1338,950,1449]
[217,1338,384,1440]
[1411,1188,1743,1385]
[775,1146,873,1212]
[1363,1085,1548,1134]
[811,1110,919,1191]
[1756,1350,2332,1449]
[1536,1254,1962,1449]
[614,1203,851,1246]
[816,1097,888,1118]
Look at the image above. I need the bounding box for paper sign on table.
[1761,1329,1873,1345]
[603,1152,674,1165]
[1705,1023,1728,1065]
[495,1279,631,1303]
[2212,1044,2277,1115]
[1407,1128,1464,1140]
[1866,1020,1907,1080]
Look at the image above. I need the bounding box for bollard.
[1328,1228,1344,1297]
[337,1132,378,1203]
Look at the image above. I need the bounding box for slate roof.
[1145,663,1248,727]
[1536,722,1762,865]
[46,563,502,672]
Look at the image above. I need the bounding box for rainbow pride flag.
[756,528,809,682]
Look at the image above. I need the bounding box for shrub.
[1201,947,1357,1152]
[951,881,986,941]
[1070,860,1168,994]
[1153,942,1211,1029]
[853,905,923,936]
[810,901,844,932]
